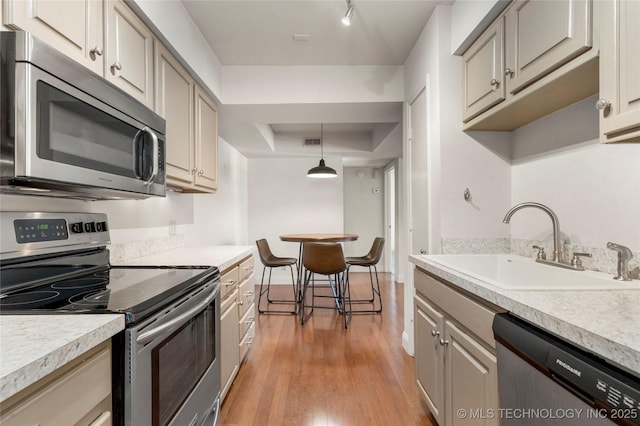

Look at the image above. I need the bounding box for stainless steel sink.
[423,254,640,291]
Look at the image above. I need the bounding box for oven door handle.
[136,288,217,345]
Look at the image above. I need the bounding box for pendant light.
[307,123,337,178]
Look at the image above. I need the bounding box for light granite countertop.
[410,254,640,376]
[0,315,124,402]
[114,245,255,272]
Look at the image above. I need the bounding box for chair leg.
[343,271,352,328]
[344,264,383,314]
[258,265,297,315]
[301,269,314,325]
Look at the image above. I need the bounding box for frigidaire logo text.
[556,359,582,377]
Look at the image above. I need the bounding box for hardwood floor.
[221,272,436,426]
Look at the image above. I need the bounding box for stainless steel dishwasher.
[493,314,640,426]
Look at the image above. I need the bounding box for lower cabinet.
[0,341,113,426]
[220,254,255,403]
[221,287,239,400]
[414,267,503,426]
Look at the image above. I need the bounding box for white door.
[409,88,429,256]
[384,164,396,277]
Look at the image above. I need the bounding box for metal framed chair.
[301,242,351,328]
[345,237,384,314]
[256,239,298,314]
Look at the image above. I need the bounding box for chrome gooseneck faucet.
[503,202,563,263]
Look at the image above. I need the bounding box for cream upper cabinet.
[598,0,640,143]
[105,0,154,109]
[504,0,592,94]
[3,0,104,74]
[155,43,195,184]
[462,16,506,122]
[462,0,598,131]
[194,86,219,191]
[155,46,218,193]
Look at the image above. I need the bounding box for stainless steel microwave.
[0,32,166,200]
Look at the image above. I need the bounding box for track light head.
[342,1,353,26]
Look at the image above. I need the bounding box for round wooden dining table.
[279,233,359,314]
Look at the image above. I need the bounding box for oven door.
[9,61,165,199]
[125,280,220,426]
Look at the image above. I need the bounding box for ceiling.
[181,0,446,166]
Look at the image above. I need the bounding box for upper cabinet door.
[105,0,154,109]
[505,0,592,94]
[3,0,104,74]
[194,86,218,191]
[462,16,506,122]
[156,44,195,185]
[599,0,640,143]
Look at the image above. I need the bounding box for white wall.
[511,96,640,252]
[130,0,223,100]
[343,166,385,263]
[247,158,344,282]
[222,65,404,104]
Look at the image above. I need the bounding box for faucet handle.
[570,252,592,269]
[532,245,546,260]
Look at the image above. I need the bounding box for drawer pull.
[439,338,449,346]
[431,329,440,337]
[224,280,236,286]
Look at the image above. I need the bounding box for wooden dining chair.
[301,242,351,328]
[256,239,298,314]
[345,237,384,313]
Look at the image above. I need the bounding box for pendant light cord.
[320,123,324,159]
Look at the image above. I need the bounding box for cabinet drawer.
[415,268,504,349]
[221,288,238,313]
[220,266,239,301]
[237,277,255,319]
[1,343,112,426]
[239,321,255,362]
[239,303,255,339]
[239,256,254,283]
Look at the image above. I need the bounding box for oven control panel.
[14,219,68,243]
[1,212,110,260]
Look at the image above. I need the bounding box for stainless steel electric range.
[0,212,221,426]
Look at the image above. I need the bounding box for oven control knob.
[84,222,96,233]
[70,222,84,233]
[96,221,108,232]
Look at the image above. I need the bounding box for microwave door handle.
[136,288,218,345]
[132,128,143,179]
[132,127,159,185]
[143,127,159,186]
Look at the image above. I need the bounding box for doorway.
[384,163,396,279]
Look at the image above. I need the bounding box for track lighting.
[342,0,354,26]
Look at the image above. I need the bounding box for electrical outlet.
[168,220,176,236]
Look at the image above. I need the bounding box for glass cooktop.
[0,266,218,325]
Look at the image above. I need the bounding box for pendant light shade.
[307,124,337,178]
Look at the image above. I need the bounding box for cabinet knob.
[420,249,427,255]
[595,99,611,110]
[197,169,204,176]
[439,338,449,346]
[110,61,122,73]
[237,300,244,306]
[431,329,440,337]
[504,68,514,77]
[90,47,103,59]
[191,168,198,175]
[490,79,500,88]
